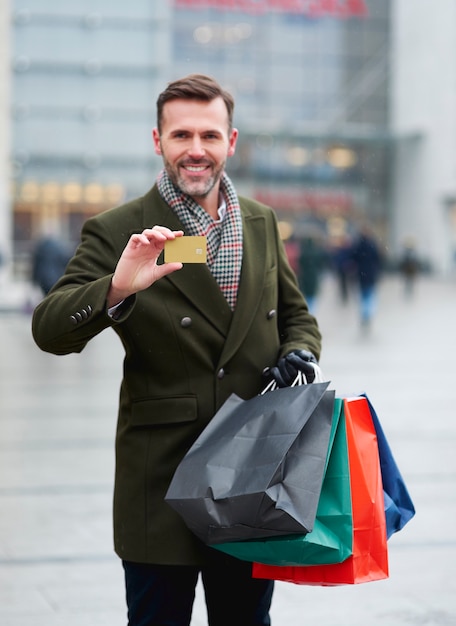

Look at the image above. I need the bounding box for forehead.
[160,96,230,133]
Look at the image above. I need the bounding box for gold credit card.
[164,236,207,263]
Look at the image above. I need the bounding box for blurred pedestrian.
[398,237,420,298]
[283,234,300,276]
[31,74,322,626]
[330,234,354,304]
[31,234,72,296]
[297,235,327,314]
[350,224,383,330]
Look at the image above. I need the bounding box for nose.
[187,136,205,158]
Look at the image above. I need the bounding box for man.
[349,223,383,330]
[31,233,73,295]
[32,74,322,626]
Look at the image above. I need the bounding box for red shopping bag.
[253,396,388,585]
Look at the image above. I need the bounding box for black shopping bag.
[165,382,335,545]
[213,397,353,566]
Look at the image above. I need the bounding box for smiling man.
[152,91,238,218]
[32,74,322,626]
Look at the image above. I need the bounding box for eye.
[170,131,189,139]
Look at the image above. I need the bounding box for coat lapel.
[143,187,233,332]
[143,187,268,345]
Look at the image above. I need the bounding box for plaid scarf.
[157,169,243,310]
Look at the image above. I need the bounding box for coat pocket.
[131,395,198,426]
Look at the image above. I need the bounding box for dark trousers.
[123,553,274,626]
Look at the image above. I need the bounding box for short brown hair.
[156,74,235,133]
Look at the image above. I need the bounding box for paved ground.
[0,272,455,625]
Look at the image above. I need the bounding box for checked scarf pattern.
[157,170,243,310]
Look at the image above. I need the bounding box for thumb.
[154,262,183,280]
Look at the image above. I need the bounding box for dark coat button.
[180,317,192,328]
[267,309,277,319]
[70,315,78,324]
[217,368,225,379]
[262,366,271,376]
[81,308,88,319]
[87,305,92,314]
[75,312,83,322]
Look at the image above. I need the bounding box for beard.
[163,156,226,200]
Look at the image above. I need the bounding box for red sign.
[174,0,368,18]
[254,189,353,212]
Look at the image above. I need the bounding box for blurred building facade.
[2,0,456,277]
[0,0,12,276]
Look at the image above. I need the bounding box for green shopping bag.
[214,397,353,566]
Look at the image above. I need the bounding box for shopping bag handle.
[261,364,326,394]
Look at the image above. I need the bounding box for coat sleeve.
[31,210,135,355]
[267,207,322,362]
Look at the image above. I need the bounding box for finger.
[286,353,311,369]
[282,355,300,378]
[277,361,295,385]
[286,354,316,382]
[293,349,317,363]
[144,226,184,240]
[269,367,288,388]
[303,365,316,383]
[129,233,155,248]
[154,262,183,279]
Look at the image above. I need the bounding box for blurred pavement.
[1,272,455,625]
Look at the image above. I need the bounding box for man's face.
[153,97,238,204]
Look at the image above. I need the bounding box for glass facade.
[11,1,171,261]
[171,0,391,239]
[10,0,391,265]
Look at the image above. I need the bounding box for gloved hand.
[270,349,318,387]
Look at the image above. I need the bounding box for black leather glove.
[270,349,318,387]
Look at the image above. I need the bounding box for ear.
[227,128,238,157]
[152,128,162,155]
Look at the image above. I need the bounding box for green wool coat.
[32,185,322,566]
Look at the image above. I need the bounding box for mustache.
[180,160,212,166]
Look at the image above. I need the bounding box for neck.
[191,186,221,220]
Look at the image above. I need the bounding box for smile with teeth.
[183,164,208,172]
